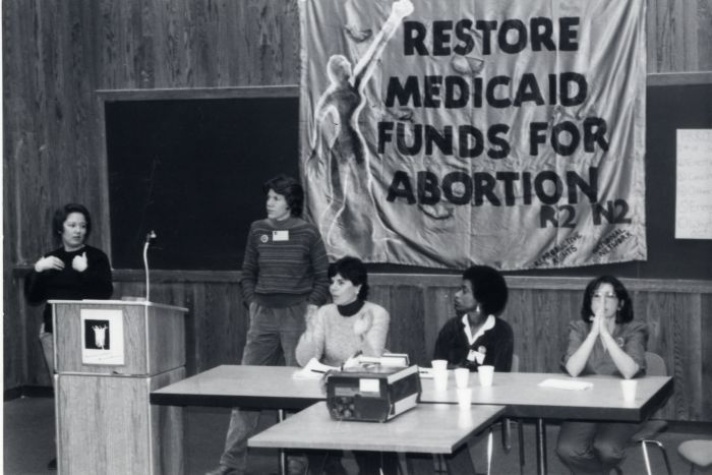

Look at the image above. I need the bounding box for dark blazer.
[433,315,514,371]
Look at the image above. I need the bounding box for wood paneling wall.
[3,0,300,393]
[647,0,712,72]
[14,269,711,421]
[3,0,712,422]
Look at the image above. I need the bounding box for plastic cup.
[457,388,472,409]
[621,379,637,402]
[431,360,448,371]
[454,368,470,388]
[478,365,494,387]
[433,369,448,391]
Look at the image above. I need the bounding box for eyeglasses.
[592,293,618,300]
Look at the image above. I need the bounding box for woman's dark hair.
[263,174,304,217]
[328,256,369,300]
[52,203,92,245]
[580,275,634,324]
[462,265,508,317]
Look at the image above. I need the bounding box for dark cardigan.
[24,245,113,332]
[433,315,514,371]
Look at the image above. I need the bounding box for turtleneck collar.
[337,299,365,317]
[268,216,297,228]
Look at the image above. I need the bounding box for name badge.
[272,230,289,241]
[467,349,486,364]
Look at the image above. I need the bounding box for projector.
[325,365,421,422]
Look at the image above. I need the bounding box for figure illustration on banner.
[305,0,414,258]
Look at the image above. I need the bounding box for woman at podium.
[24,202,113,470]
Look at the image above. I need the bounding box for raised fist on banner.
[392,0,414,19]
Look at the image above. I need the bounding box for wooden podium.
[50,299,188,475]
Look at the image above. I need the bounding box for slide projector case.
[325,365,421,422]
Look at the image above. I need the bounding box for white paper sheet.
[538,378,594,390]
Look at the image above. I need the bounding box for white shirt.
[462,313,495,346]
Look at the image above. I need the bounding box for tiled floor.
[4,396,711,474]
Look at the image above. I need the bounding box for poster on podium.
[80,308,125,365]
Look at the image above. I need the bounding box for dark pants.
[556,420,640,474]
[219,301,307,472]
[306,450,399,475]
[39,325,55,389]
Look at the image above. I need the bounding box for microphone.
[143,231,157,302]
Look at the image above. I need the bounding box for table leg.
[444,443,476,474]
[405,450,475,475]
[404,453,435,475]
[278,409,286,475]
[535,418,547,475]
[404,442,477,474]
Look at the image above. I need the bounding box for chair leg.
[654,441,673,475]
[640,440,673,475]
[486,427,493,475]
[517,420,525,475]
[641,440,653,475]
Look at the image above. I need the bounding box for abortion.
[384,72,587,109]
[386,167,598,207]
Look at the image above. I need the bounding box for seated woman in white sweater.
[295,256,395,475]
[296,256,390,368]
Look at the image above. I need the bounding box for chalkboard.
[105,96,299,270]
[105,84,712,279]
[634,83,712,279]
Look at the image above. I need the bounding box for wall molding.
[97,85,299,101]
[647,71,712,86]
[14,266,711,293]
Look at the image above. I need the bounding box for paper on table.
[292,358,339,380]
[355,353,410,368]
[380,352,410,367]
[347,353,410,368]
[538,378,594,390]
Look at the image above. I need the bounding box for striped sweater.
[240,217,330,307]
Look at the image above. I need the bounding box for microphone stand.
[143,231,157,302]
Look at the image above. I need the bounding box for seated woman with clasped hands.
[556,275,649,475]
